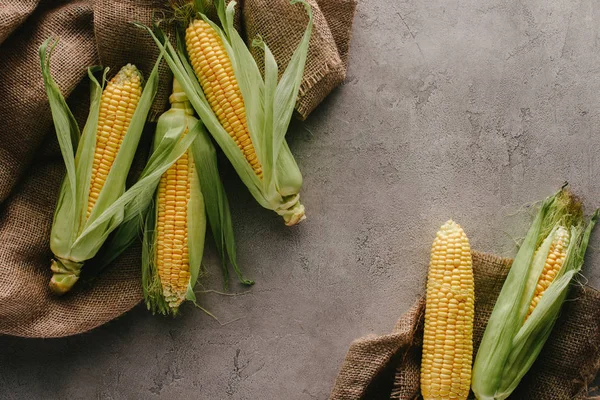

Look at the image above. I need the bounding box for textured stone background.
[2,0,600,398]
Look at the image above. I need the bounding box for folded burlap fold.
[0,0,357,338]
[330,251,600,400]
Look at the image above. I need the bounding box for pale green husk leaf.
[472,190,598,400]
[185,168,207,304]
[191,122,254,287]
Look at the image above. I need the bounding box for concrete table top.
[1,0,600,398]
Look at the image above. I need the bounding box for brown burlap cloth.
[0,0,357,338]
[330,251,600,400]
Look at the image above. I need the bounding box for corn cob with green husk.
[143,78,253,315]
[471,187,599,400]
[41,39,199,294]
[139,0,313,226]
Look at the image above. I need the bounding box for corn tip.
[112,63,142,85]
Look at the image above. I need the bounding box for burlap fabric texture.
[0,0,357,338]
[330,251,600,400]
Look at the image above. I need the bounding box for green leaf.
[74,67,107,234]
[514,227,556,323]
[138,3,312,225]
[215,0,227,26]
[194,0,209,15]
[272,0,313,157]
[40,38,80,253]
[251,37,277,201]
[577,209,599,262]
[500,212,598,393]
[275,140,303,197]
[191,123,254,286]
[472,190,597,400]
[91,214,144,271]
[497,271,572,399]
[91,120,191,271]
[185,162,207,302]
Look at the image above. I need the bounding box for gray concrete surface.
[2,0,600,398]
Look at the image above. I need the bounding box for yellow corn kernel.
[185,19,263,178]
[155,135,194,309]
[526,226,569,319]
[421,220,474,400]
[87,64,142,217]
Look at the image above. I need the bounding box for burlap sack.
[330,251,600,400]
[0,0,356,338]
[244,0,356,118]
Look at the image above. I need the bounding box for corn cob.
[87,65,142,217]
[41,37,163,295]
[155,130,195,308]
[186,20,262,178]
[141,0,312,226]
[526,226,569,319]
[48,63,147,294]
[143,78,206,315]
[472,189,598,400]
[421,220,474,400]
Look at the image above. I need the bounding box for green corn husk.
[143,78,253,316]
[472,188,599,400]
[41,38,198,294]
[138,0,313,226]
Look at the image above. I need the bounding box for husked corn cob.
[88,64,142,217]
[421,220,474,400]
[155,132,195,308]
[526,226,569,319]
[42,34,164,295]
[142,0,312,226]
[185,20,263,178]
